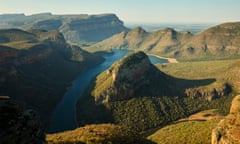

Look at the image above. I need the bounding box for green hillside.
[148,120,219,144]
[77,51,238,132]
[46,124,154,144]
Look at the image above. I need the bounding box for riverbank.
[147,54,178,63]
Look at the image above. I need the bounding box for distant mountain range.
[88,22,240,61]
[0,13,128,45]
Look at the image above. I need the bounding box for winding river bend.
[49,50,168,133]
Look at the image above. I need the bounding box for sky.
[0,0,240,23]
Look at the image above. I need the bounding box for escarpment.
[0,13,128,45]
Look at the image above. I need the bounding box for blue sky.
[1,0,239,23]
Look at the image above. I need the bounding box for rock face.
[0,13,127,45]
[0,97,45,144]
[89,22,240,60]
[0,29,103,125]
[185,83,232,101]
[92,51,171,104]
[212,95,240,144]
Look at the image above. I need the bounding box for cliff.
[0,29,103,126]
[89,22,240,61]
[0,13,128,45]
[212,95,240,144]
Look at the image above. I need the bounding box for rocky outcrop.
[0,13,127,45]
[212,95,240,144]
[92,51,171,104]
[0,96,45,144]
[185,83,232,101]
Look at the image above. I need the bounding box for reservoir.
[49,50,168,133]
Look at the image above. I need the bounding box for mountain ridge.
[87,22,240,61]
[0,13,128,45]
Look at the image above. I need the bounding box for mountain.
[46,124,155,144]
[87,22,240,61]
[212,95,240,144]
[77,51,233,132]
[0,13,128,45]
[0,28,103,126]
[91,51,173,104]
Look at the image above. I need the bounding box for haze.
[1,0,240,24]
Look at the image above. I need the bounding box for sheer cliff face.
[212,95,240,144]
[60,14,126,44]
[0,13,127,45]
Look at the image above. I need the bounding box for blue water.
[49,50,168,133]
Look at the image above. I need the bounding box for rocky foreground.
[0,96,45,144]
[212,95,240,144]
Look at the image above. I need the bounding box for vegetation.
[0,28,103,126]
[77,53,239,133]
[0,29,39,49]
[157,59,240,94]
[46,124,154,144]
[148,120,219,144]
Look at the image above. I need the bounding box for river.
[49,50,168,133]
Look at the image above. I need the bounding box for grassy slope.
[146,60,240,143]
[157,59,240,94]
[0,29,40,49]
[46,124,154,144]
[148,120,219,144]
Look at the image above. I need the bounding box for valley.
[49,50,169,133]
[0,12,240,144]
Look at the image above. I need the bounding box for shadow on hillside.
[170,76,216,96]
[134,66,216,98]
[76,65,217,135]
